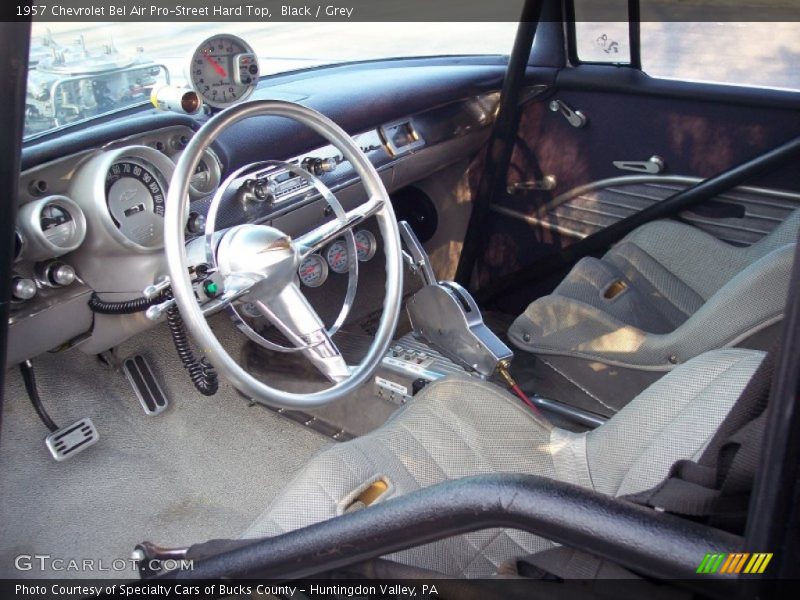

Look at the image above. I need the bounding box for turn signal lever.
[399,221,513,378]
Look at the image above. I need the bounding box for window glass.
[641,22,800,91]
[574,21,631,63]
[25,21,520,139]
[572,0,631,63]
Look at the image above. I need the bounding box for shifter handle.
[398,221,437,286]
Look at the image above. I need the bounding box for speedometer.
[105,159,167,249]
[187,34,259,109]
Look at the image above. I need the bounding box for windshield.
[24,21,519,140]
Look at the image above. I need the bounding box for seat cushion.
[242,349,764,577]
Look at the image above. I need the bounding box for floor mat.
[0,316,329,578]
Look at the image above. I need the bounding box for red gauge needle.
[204,54,227,78]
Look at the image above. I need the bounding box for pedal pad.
[122,355,169,416]
[45,418,99,461]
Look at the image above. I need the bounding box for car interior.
[1,1,800,591]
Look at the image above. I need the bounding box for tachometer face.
[187,34,259,109]
[326,239,351,274]
[298,254,329,287]
[105,159,167,249]
[354,230,377,262]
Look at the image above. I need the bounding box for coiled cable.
[163,290,219,396]
[88,290,218,396]
[88,293,162,315]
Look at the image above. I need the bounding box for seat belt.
[622,348,777,535]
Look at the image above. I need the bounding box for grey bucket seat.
[243,348,763,577]
[503,211,797,415]
[509,211,798,369]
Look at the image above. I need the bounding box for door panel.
[492,176,800,245]
[478,66,800,286]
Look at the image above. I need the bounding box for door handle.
[548,99,587,128]
[507,175,557,193]
[613,155,666,174]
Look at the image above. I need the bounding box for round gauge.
[174,148,222,199]
[187,34,259,109]
[105,159,168,249]
[298,254,329,287]
[326,239,352,274]
[16,195,87,261]
[354,230,377,262]
[40,204,76,247]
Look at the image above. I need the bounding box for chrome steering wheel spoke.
[252,282,350,382]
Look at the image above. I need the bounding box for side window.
[571,0,631,64]
[640,22,800,91]
[570,1,800,92]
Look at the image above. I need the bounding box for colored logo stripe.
[697,553,773,574]
[744,553,773,574]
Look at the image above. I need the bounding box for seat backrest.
[620,208,800,299]
[583,348,765,498]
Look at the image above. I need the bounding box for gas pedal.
[45,417,99,461]
[122,355,169,416]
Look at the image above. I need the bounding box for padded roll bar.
[155,473,742,594]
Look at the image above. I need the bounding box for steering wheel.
[164,101,403,409]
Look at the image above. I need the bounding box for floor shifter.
[399,221,514,377]
[20,360,99,461]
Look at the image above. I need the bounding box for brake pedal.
[122,355,169,416]
[45,418,99,461]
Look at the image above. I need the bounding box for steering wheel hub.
[216,224,298,294]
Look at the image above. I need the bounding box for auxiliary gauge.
[186,34,259,109]
[298,254,329,288]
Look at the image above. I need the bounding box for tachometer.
[326,239,351,274]
[298,254,329,287]
[187,34,259,109]
[354,230,377,262]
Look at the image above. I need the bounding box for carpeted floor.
[0,315,330,578]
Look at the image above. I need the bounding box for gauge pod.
[16,195,87,261]
[186,34,259,109]
[69,145,182,253]
[173,147,222,199]
[13,230,24,263]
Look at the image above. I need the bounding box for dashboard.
[8,38,505,367]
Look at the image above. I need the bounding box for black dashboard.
[9,57,505,366]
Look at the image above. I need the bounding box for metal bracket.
[549,99,587,128]
[613,155,666,174]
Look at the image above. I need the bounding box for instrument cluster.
[298,229,377,288]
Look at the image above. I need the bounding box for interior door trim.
[491,174,800,240]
